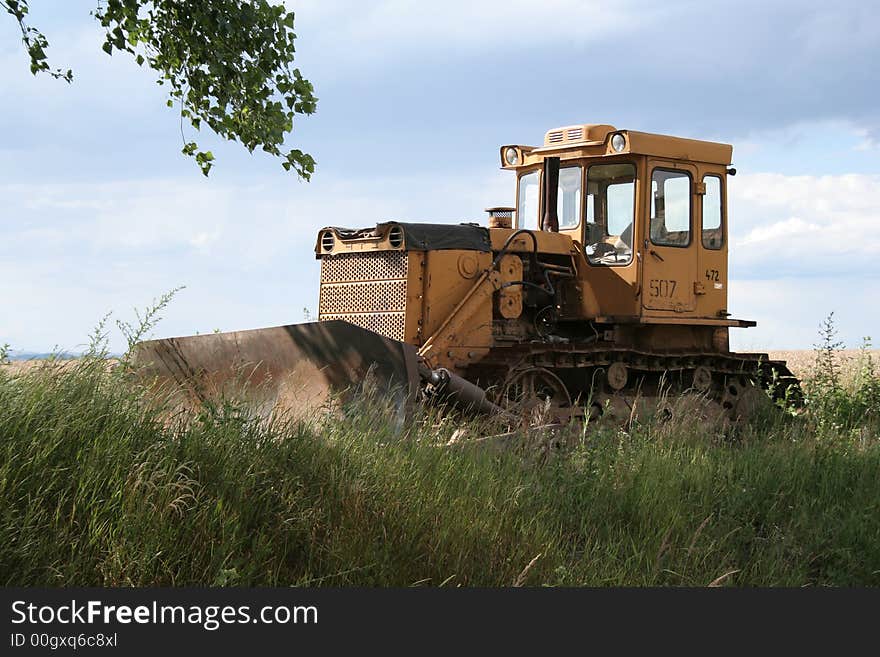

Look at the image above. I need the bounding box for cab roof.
[501,123,733,168]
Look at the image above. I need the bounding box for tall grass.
[0,317,878,586]
[801,314,880,437]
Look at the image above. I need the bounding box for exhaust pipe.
[542,156,560,232]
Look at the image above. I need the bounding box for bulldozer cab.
[502,124,733,323]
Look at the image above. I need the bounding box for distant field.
[4,360,51,374]
[4,359,113,376]
[6,350,877,381]
[767,349,878,380]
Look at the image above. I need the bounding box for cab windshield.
[585,163,635,265]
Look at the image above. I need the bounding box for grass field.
[0,338,878,587]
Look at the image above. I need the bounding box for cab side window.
[557,166,582,229]
[517,170,540,229]
[650,169,691,247]
[702,175,723,249]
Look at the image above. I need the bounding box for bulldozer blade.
[132,320,421,421]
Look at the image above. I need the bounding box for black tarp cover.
[378,222,491,252]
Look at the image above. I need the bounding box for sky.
[1,0,878,354]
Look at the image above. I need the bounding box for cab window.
[517,170,540,229]
[702,175,723,249]
[650,169,691,247]
[557,165,582,229]
[585,163,635,265]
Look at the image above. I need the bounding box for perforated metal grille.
[318,251,409,341]
[320,312,406,339]
[320,280,406,313]
[320,251,407,283]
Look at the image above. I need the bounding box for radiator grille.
[320,280,407,313]
[320,250,407,283]
[320,312,406,339]
[318,251,408,341]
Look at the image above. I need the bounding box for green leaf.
[8,0,317,178]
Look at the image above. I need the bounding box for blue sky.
[1,0,878,353]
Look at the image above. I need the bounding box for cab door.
[641,161,698,313]
[696,171,728,318]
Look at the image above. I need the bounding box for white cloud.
[0,169,512,352]
[729,277,880,351]
[738,217,822,246]
[730,172,880,273]
[723,167,880,347]
[5,162,879,352]
[3,165,877,353]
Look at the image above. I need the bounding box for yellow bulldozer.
[136,123,799,425]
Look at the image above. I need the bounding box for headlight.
[504,146,519,166]
[611,133,626,153]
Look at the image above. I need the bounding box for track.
[464,342,802,426]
